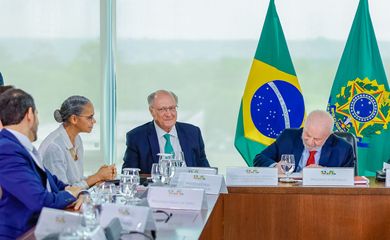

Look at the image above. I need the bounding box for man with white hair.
[253,110,354,172]
[123,89,210,174]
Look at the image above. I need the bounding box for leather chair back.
[333,131,358,175]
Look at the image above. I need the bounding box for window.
[0,0,101,175]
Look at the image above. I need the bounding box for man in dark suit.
[0,89,83,239]
[254,110,354,172]
[123,90,210,173]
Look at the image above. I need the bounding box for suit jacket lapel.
[176,123,192,166]
[147,122,160,164]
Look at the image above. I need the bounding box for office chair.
[333,131,358,175]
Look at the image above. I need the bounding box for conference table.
[19,177,390,239]
[200,176,390,240]
[18,190,219,240]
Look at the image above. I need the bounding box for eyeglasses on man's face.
[154,106,178,114]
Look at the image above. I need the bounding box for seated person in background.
[0,85,14,129]
[253,110,354,172]
[39,96,116,189]
[123,90,210,173]
[0,89,83,239]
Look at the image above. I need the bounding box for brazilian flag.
[234,0,305,166]
[327,0,390,176]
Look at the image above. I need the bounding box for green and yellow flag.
[235,0,305,166]
[327,0,390,176]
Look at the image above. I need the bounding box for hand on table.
[97,164,117,180]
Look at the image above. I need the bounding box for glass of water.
[158,153,174,184]
[122,167,139,176]
[119,169,140,204]
[280,154,295,182]
[81,195,100,232]
[171,151,186,168]
[151,163,161,183]
[100,182,116,203]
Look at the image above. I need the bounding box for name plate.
[176,173,227,194]
[303,167,354,186]
[35,207,82,239]
[100,203,153,232]
[147,186,207,210]
[170,167,217,186]
[386,170,390,187]
[226,167,278,186]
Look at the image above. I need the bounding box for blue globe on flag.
[349,93,378,122]
[250,80,305,139]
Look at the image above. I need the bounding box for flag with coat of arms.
[234,0,305,166]
[327,0,390,176]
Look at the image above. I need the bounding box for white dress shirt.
[153,121,183,154]
[39,125,88,189]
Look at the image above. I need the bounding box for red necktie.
[306,151,317,166]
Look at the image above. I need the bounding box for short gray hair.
[147,90,178,107]
[54,95,91,123]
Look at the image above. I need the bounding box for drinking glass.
[280,154,295,182]
[151,163,161,183]
[100,182,116,203]
[171,151,186,168]
[119,168,140,204]
[88,186,101,205]
[81,195,100,231]
[158,153,174,184]
[122,168,140,176]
